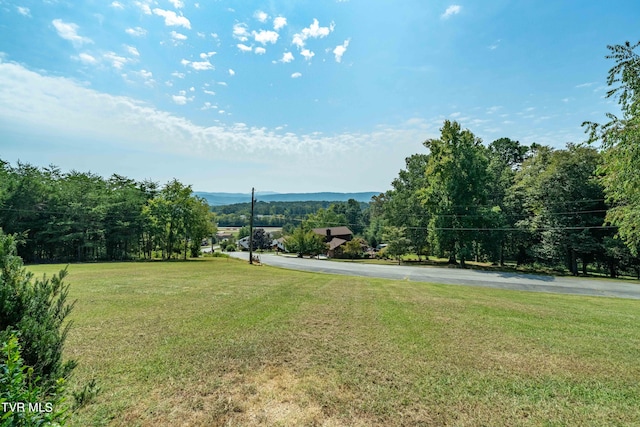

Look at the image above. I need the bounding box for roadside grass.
[331,255,640,283]
[28,259,640,426]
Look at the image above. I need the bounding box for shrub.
[0,334,69,426]
[0,230,76,392]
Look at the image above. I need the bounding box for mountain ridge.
[194,191,381,206]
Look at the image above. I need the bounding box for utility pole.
[249,187,255,264]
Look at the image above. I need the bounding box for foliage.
[0,231,76,390]
[583,41,640,256]
[0,334,69,427]
[0,163,215,262]
[251,228,271,251]
[71,378,100,411]
[510,145,607,274]
[383,154,431,260]
[284,226,328,257]
[303,208,348,230]
[421,120,489,267]
[382,226,412,264]
[342,238,365,259]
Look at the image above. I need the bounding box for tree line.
[211,200,368,228]
[0,164,215,262]
[367,41,640,277]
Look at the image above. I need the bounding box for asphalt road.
[229,252,640,300]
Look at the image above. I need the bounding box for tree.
[421,120,489,267]
[303,208,347,229]
[583,41,640,256]
[143,179,193,259]
[251,228,271,251]
[382,226,412,264]
[510,144,607,275]
[483,138,529,265]
[284,226,327,257]
[186,197,216,258]
[343,238,365,259]
[384,154,431,261]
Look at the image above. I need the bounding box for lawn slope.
[29,259,640,426]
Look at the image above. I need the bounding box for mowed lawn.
[28,258,640,426]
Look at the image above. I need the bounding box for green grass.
[28,258,640,426]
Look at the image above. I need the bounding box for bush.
[0,334,69,426]
[0,231,76,392]
[210,252,229,258]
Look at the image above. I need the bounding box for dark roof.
[328,237,347,250]
[312,226,353,236]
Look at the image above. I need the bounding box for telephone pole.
[249,187,255,264]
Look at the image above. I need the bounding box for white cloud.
[203,89,216,96]
[292,19,334,49]
[52,19,93,47]
[0,61,459,192]
[253,30,279,45]
[254,47,266,55]
[132,69,154,86]
[172,95,187,105]
[171,71,185,78]
[103,52,130,69]
[137,69,153,79]
[16,6,31,16]
[576,82,595,88]
[170,31,187,41]
[199,51,216,59]
[302,18,334,38]
[233,23,249,42]
[77,53,97,64]
[291,72,302,78]
[254,10,268,23]
[281,52,294,63]
[153,8,191,29]
[181,59,214,71]
[217,82,227,86]
[228,69,235,76]
[125,45,140,56]
[110,1,124,9]
[236,43,252,52]
[273,16,287,31]
[169,0,184,8]
[126,26,147,36]
[441,5,462,19]
[333,39,350,62]
[301,49,315,61]
[134,1,152,14]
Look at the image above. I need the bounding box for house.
[312,226,353,258]
[237,236,251,251]
[271,237,286,252]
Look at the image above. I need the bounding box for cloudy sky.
[0,1,637,193]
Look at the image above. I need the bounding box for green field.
[28,258,640,426]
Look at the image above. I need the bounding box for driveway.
[228,252,640,299]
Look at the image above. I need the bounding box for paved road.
[229,252,640,300]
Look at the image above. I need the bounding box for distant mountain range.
[194,191,381,206]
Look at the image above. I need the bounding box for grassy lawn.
[28,258,640,426]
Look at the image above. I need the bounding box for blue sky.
[0,1,637,193]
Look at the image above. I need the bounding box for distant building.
[312,226,353,258]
